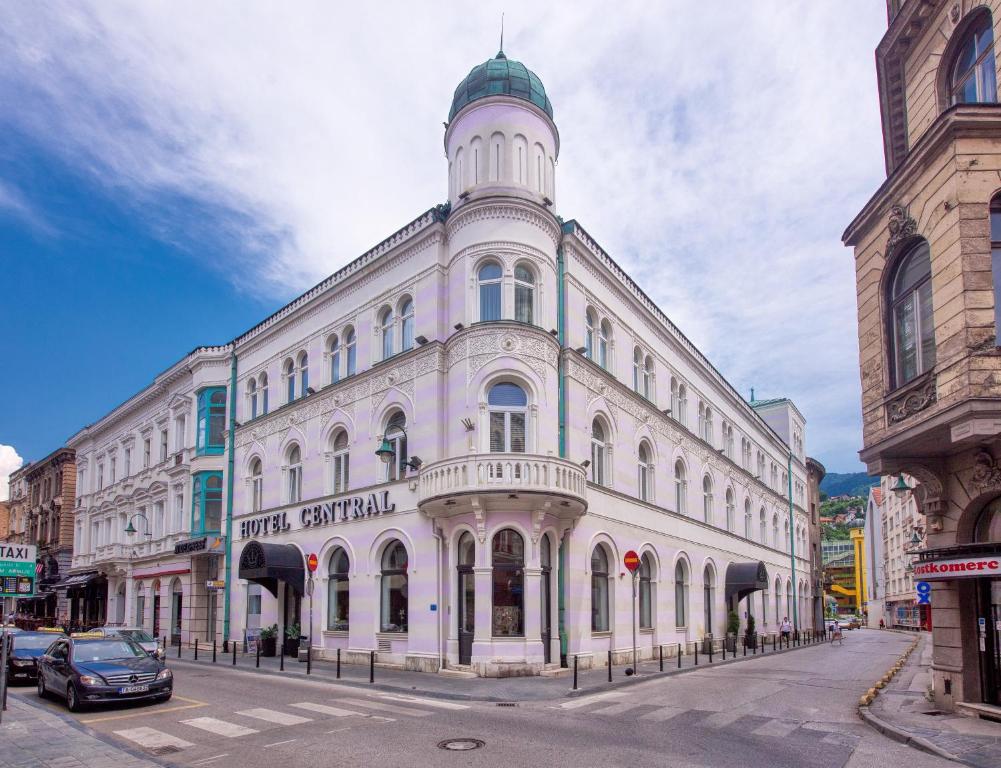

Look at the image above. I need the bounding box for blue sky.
[0,1,889,493]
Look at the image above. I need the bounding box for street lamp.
[374,425,422,472]
[891,473,911,495]
[124,513,152,538]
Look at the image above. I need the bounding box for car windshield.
[115,630,154,644]
[15,634,62,650]
[74,640,147,661]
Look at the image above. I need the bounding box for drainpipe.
[432,521,443,671]
[788,452,798,630]
[556,223,570,664]
[223,349,237,645]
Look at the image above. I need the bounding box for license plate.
[118,684,149,694]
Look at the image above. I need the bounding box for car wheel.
[66,683,84,712]
[37,675,47,699]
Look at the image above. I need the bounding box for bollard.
[336,648,341,679]
[194,638,199,661]
[722,640,726,661]
[709,641,713,664]
[369,650,375,684]
[280,643,285,672]
[178,639,182,659]
[607,650,612,682]
[256,641,260,669]
[659,644,663,672]
[573,655,578,691]
[694,644,698,665]
[232,640,237,666]
[677,643,682,669]
[307,644,311,675]
[212,640,217,663]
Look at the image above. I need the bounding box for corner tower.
[445,51,559,209]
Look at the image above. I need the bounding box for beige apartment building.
[844,0,1001,712]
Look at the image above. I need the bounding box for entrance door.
[978,578,1001,706]
[458,569,474,665]
[541,534,552,664]
[152,595,161,638]
[171,589,183,647]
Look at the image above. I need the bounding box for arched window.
[248,378,258,420]
[344,327,357,376]
[488,383,527,453]
[585,310,596,359]
[783,519,790,552]
[637,442,651,502]
[644,356,654,399]
[380,307,394,360]
[949,12,996,105]
[772,514,779,549]
[670,377,679,416]
[639,553,653,629]
[591,546,609,632]
[598,320,611,370]
[400,298,414,351]
[287,445,302,503]
[479,262,502,322]
[705,407,714,445]
[329,335,341,384]
[514,264,534,324]
[786,580,792,618]
[633,347,643,393]
[384,411,408,482]
[760,508,767,543]
[675,560,689,628]
[250,458,263,512]
[774,578,782,624]
[590,419,608,486]
[702,475,713,523]
[762,581,769,626]
[380,541,408,632]
[285,359,296,403]
[677,385,688,427]
[298,352,309,397]
[260,372,269,415]
[888,241,935,387]
[327,547,349,631]
[331,430,349,494]
[744,499,752,538]
[196,388,227,455]
[674,460,687,515]
[725,488,735,532]
[975,497,1001,542]
[492,529,525,636]
[703,564,716,635]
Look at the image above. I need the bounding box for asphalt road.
[12,630,954,768]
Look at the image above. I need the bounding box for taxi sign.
[623,550,641,572]
[1,544,37,599]
[307,553,318,573]
[70,631,104,638]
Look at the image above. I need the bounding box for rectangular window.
[110,457,116,484]
[192,471,223,534]
[124,447,131,478]
[143,438,151,468]
[173,492,184,533]
[97,464,104,491]
[515,284,533,324]
[160,429,168,462]
[480,282,501,322]
[173,417,185,452]
[247,584,262,630]
[153,500,164,539]
[196,387,227,456]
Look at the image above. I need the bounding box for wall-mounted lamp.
[124,512,152,538]
[575,346,587,354]
[580,459,591,469]
[891,473,910,496]
[454,323,464,331]
[661,408,672,415]
[461,418,475,432]
[549,329,558,336]
[306,386,317,396]
[415,335,429,345]
[375,424,423,472]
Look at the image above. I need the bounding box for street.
[7,630,956,768]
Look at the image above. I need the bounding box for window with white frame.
[479,262,503,322]
[678,385,687,427]
[702,474,713,523]
[259,373,269,415]
[725,487,735,531]
[643,355,653,399]
[250,458,263,512]
[284,358,296,403]
[143,438,151,469]
[380,307,394,360]
[400,298,414,351]
[633,347,643,393]
[637,442,652,502]
[514,264,534,324]
[674,460,687,515]
[329,336,340,384]
[760,508,767,542]
[585,309,596,360]
[123,446,131,477]
[384,411,408,482]
[331,430,350,494]
[670,377,679,416]
[344,328,357,377]
[298,351,309,397]
[598,320,611,370]
[488,383,527,453]
[590,418,608,486]
[744,498,752,538]
[248,377,258,419]
[287,445,302,503]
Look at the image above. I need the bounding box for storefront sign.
[915,581,931,604]
[913,556,1001,580]
[239,491,396,539]
[174,536,226,555]
[0,544,36,599]
[206,580,226,590]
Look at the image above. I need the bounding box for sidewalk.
[865,633,1001,768]
[0,694,168,768]
[168,631,831,702]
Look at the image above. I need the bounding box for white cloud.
[0,445,24,502]
[0,1,888,470]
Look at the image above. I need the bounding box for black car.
[5,630,66,684]
[36,634,172,711]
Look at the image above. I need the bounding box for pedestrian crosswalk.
[112,695,469,756]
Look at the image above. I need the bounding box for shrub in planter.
[725,610,740,652]
[259,624,278,657]
[744,614,757,649]
[283,622,302,656]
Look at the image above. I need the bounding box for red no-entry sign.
[624,550,640,572]
[307,553,318,573]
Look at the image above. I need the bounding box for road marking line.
[751,719,800,738]
[290,702,368,718]
[79,699,208,724]
[113,727,194,750]
[702,711,743,729]
[264,739,297,748]
[236,708,313,726]
[190,755,229,766]
[372,693,469,710]
[639,706,685,722]
[587,701,648,716]
[559,692,627,709]
[369,716,396,723]
[334,698,433,717]
[181,717,259,738]
[325,727,351,734]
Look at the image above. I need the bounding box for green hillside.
[820,471,878,498]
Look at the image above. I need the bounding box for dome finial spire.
[498,12,505,57]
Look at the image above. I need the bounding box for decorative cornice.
[445,199,561,248]
[887,375,936,424]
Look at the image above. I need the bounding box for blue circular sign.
[916,581,931,594]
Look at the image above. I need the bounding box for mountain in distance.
[820,471,879,498]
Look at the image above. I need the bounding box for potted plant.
[259,624,278,657]
[725,610,740,653]
[284,621,301,657]
[744,614,757,650]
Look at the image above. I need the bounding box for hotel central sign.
[239,490,396,539]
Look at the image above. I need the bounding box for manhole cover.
[496,702,517,707]
[150,746,183,755]
[438,739,485,751]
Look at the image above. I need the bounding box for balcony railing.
[418,453,587,511]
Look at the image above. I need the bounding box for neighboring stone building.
[5,463,30,545]
[864,485,887,627]
[0,500,9,540]
[21,448,76,623]
[882,475,929,629]
[806,457,826,628]
[844,1,1001,710]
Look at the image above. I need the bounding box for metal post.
[280,641,285,672]
[212,640,217,663]
[178,639,182,658]
[232,640,236,666]
[709,641,713,664]
[773,635,776,652]
[307,643,311,675]
[256,641,260,668]
[573,655,578,691]
[631,571,637,676]
[694,643,698,665]
[369,650,374,683]
[677,643,681,668]
[659,644,663,672]
[722,639,726,661]
[194,638,199,661]
[336,648,341,679]
[607,650,612,682]
[742,637,746,657]
[0,632,9,719]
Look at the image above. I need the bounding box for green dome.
[449,52,553,122]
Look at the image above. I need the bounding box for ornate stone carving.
[972,449,1001,492]
[951,4,961,23]
[887,376,936,424]
[886,204,917,255]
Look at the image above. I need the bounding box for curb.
[858,705,962,763]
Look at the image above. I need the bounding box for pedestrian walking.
[879,618,885,630]
[780,616,792,643]
[830,619,843,645]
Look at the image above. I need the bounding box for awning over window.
[56,572,102,590]
[238,541,304,597]
[725,561,769,604]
